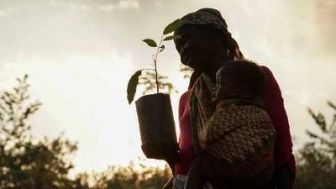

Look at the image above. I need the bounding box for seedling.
[127,19,181,104]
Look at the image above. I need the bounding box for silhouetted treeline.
[0,75,334,189]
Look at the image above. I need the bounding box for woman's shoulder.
[258,64,278,82]
[258,65,273,75]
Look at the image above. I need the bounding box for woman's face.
[174,25,225,72]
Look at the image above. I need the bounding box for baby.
[185,60,276,189]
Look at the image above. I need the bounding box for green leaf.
[127,70,142,104]
[159,45,165,52]
[163,35,181,41]
[142,39,157,47]
[163,35,174,41]
[163,19,181,35]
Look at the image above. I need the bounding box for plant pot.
[135,93,178,161]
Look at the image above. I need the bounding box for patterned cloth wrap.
[189,73,276,185]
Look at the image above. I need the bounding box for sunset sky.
[0,0,335,173]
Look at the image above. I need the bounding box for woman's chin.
[181,58,194,68]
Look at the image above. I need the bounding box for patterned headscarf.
[180,8,228,32]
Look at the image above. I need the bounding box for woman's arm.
[174,90,194,175]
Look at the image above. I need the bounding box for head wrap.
[180,8,228,32]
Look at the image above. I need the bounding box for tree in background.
[92,163,171,189]
[138,64,193,95]
[295,101,336,189]
[0,75,85,189]
[0,75,172,189]
[139,71,177,95]
[179,64,193,80]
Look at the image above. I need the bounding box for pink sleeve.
[175,90,194,175]
[260,66,296,175]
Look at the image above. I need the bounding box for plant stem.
[153,35,164,93]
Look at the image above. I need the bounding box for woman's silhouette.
[170,8,296,189]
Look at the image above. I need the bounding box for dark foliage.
[295,101,336,189]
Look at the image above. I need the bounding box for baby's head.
[215,60,264,101]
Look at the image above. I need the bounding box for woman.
[171,8,296,189]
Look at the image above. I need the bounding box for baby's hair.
[216,60,265,99]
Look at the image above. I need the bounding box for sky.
[0,0,335,173]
